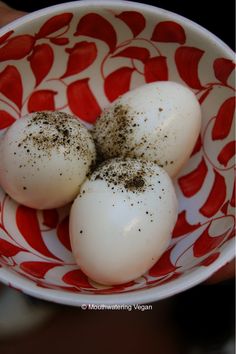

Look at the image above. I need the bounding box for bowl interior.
[0,1,235,304]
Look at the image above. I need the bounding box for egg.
[0,111,96,209]
[93,81,201,177]
[69,158,178,285]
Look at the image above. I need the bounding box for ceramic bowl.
[0,1,235,306]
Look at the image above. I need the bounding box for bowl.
[0,0,235,306]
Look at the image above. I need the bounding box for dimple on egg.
[93,81,202,177]
[0,111,96,209]
[69,158,178,285]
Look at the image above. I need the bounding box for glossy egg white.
[93,81,202,177]
[69,158,178,285]
[0,111,96,209]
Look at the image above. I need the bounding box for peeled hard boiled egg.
[69,158,178,285]
[0,111,96,209]
[93,81,201,177]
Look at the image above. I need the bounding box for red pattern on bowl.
[0,1,235,305]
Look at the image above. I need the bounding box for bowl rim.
[0,0,235,305]
[0,0,234,58]
[0,241,234,306]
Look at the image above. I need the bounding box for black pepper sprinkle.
[124,176,145,191]
[89,158,158,195]
[15,111,95,170]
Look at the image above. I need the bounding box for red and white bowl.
[0,1,235,305]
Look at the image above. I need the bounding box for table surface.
[0,279,235,354]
